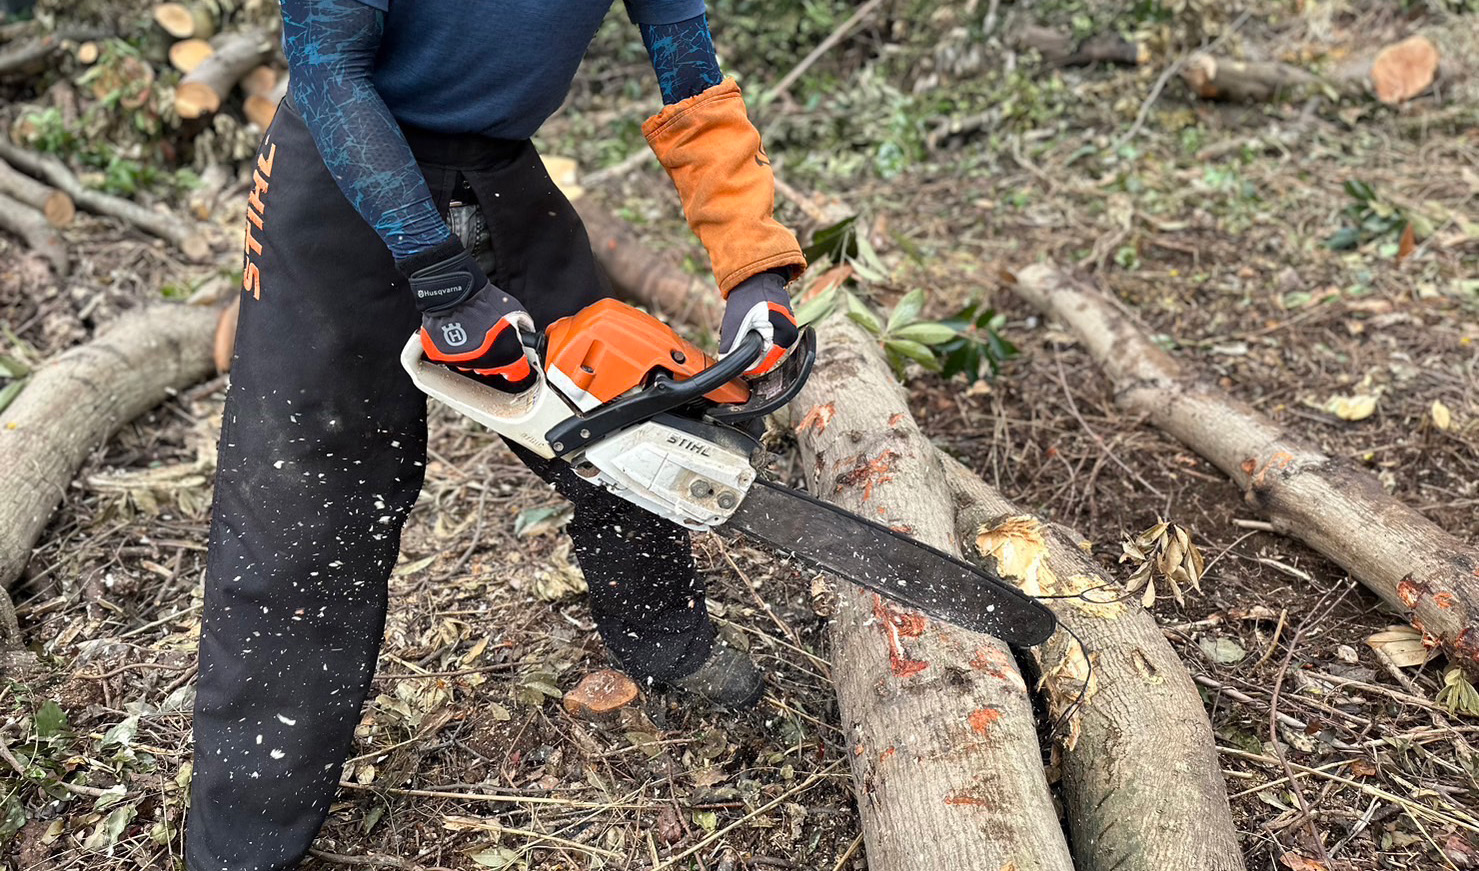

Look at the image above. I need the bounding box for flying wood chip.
[1370,35,1439,105]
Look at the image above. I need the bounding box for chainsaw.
[400,299,1055,646]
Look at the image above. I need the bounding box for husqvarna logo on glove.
[441,323,467,346]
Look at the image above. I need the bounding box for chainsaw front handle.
[544,330,765,457]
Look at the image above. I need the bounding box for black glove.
[719,269,798,377]
[398,238,535,391]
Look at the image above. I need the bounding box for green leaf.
[693,810,718,833]
[92,785,128,812]
[1198,636,1248,664]
[513,504,571,538]
[892,322,958,345]
[853,228,887,281]
[0,354,29,379]
[801,215,857,265]
[1344,178,1376,202]
[845,295,883,336]
[885,289,925,333]
[1324,227,1362,250]
[34,700,68,739]
[0,792,24,844]
[792,287,838,327]
[101,716,138,750]
[81,803,135,851]
[0,378,26,415]
[883,339,942,372]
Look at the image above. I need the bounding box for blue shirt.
[354,0,706,138]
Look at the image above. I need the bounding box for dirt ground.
[2,1,1477,870]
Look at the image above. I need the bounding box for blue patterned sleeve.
[639,13,724,105]
[279,0,450,261]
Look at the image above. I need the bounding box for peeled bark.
[1013,264,1479,678]
[938,453,1242,871]
[174,29,273,120]
[0,191,68,276]
[0,140,212,261]
[791,316,1075,871]
[0,304,219,592]
[572,199,724,330]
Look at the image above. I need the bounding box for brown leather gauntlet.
[643,78,806,296]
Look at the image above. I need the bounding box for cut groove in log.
[792,316,1075,871]
[1013,264,1479,678]
[168,37,213,73]
[573,199,724,331]
[0,140,212,261]
[0,304,218,657]
[0,157,73,226]
[174,29,273,120]
[0,191,68,276]
[939,454,1243,871]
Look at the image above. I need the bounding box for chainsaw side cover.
[543,299,749,411]
[580,419,756,531]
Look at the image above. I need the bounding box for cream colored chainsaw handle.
[399,333,571,460]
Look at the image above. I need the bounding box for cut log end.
[153,3,195,38]
[169,38,213,74]
[240,65,279,98]
[42,191,74,227]
[1371,35,1439,105]
[180,233,213,263]
[174,81,222,120]
[562,669,639,721]
[242,93,279,129]
[213,295,241,374]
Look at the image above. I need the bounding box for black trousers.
[186,102,716,871]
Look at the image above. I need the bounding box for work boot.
[670,642,764,710]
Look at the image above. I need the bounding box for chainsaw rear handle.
[544,330,766,458]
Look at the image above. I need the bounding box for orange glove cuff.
[643,78,806,297]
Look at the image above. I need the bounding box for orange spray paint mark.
[1250,451,1296,487]
[888,411,908,426]
[968,708,1001,736]
[1434,591,1455,610]
[873,595,929,678]
[944,792,991,807]
[879,747,896,762]
[969,646,1010,681]
[1397,578,1421,609]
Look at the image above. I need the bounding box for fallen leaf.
[1431,400,1453,431]
[514,504,572,537]
[1199,636,1248,664]
[1365,625,1434,668]
[1280,851,1327,871]
[1370,35,1439,105]
[1325,393,1378,421]
[1396,222,1417,262]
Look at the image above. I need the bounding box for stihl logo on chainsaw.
[666,434,712,457]
[441,323,468,347]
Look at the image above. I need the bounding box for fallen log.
[791,316,1074,870]
[0,28,106,77]
[1180,52,1322,103]
[174,29,274,120]
[1013,264,1479,678]
[0,139,212,261]
[1011,25,1146,68]
[0,191,68,276]
[572,199,724,330]
[0,157,73,226]
[0,304,219,596]
[939,453,1242,871]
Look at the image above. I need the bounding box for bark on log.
[573,199,724,330]
[0,28,106,77]
[174,29,274,120]
[0,191,68,276]
[0,157,73,226]
[1013,264,1479,677]
[1011,25,1146,67]
[1180,52,1322,103]
[0,304,219,594]
[938,453,1243,871]
[791,316,1075,871]
[0,140,212,261]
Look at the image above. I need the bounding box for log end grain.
[242,93,280,130]
[213,295,240,374]
[169,38,213,74]
[563,669,639,721]
[174,80,221,119]
[1371,35,1439,105]
[42,191,74,227]
[153,2,197,38]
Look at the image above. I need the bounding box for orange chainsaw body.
[543,299,750,408]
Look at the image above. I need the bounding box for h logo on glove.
[441,322,468,347]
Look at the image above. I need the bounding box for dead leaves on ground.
[1120,517,1205,608]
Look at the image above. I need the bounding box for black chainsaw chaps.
[187,99,714,871]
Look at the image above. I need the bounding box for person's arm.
[279,0,534,388]
[279,0,450,263]
[636,10,805,376]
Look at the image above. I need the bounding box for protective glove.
[399,238,535,391]
[719,269,798,378]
